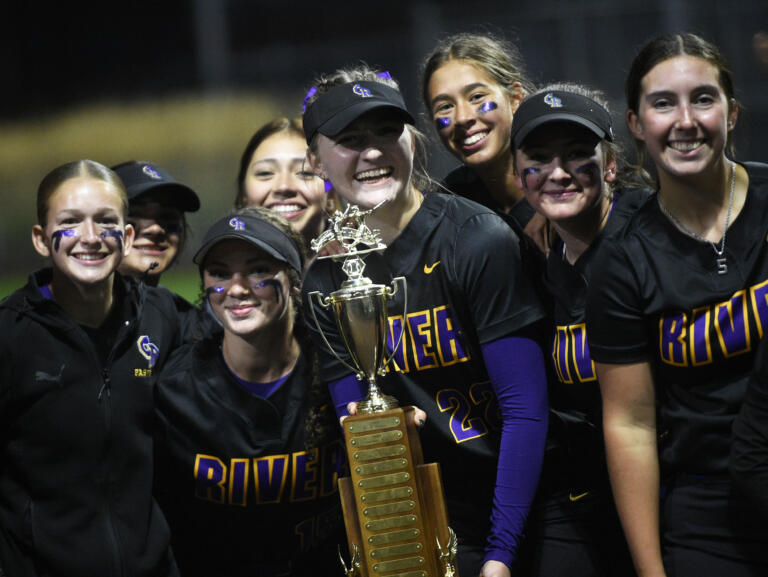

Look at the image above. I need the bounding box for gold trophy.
[308,203,458,577]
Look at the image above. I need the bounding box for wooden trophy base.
[338,406,457,577]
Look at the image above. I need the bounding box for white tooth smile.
[75,254,105,261]
[270,204,303,214]
[355,168,392,182]
[670,140,703,152]
[463,132,487,146]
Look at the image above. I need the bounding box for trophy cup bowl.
[323,281,400,414]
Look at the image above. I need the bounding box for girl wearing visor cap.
[112,160,200,285]
[152,206,345,577]
[301,64,549,577]
[511,84,645,576]
[112,160,216,341]
[586,33,768,576]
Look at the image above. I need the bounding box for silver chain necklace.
[657,160,735,275]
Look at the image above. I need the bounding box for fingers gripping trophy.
[308,203,458,577]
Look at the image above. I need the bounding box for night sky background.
[1,0,767,277]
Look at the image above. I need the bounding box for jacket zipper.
[98,369,112,400]
[100,371,122,577]
[98,316,135,577]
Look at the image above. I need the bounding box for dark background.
[2,0,767,277]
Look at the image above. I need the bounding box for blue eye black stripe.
[478,101,498,114]
[51,229,78,252]
[100,229,124,251]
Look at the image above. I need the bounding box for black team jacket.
[0,269,181,577]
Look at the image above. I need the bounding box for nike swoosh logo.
[424,260,441,274]
[569,491,589,502]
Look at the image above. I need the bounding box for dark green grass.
[0,268,202,304]
[0,274,27,301]
[159,267,202,304]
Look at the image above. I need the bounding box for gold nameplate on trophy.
[354,446,407,461]
[309,204,458,577]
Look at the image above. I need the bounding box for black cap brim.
[192,214,302,274]
[511,90,614,150]
[303,80,414,144]
[513,114,608,149]
[193,234,291,268]
[128,182,201,212]
[317,103,414,138]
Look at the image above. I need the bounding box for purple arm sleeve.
[481,335,548,569]
[329,374,367,419]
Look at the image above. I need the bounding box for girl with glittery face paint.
[202,242,291,338]
[31,160,134,322]
[422,33,532,218]
[153,206,346,576]
[512,84,620,261]
[195,209,303,339]
[509,85,642,577]
[1,159,185,576]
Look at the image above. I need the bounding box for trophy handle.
[306,291,364,379]
[338,543,361,577]
[379,276,407,376]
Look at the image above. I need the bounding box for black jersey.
[443,165,544,283]
[303,192,544,543]
[587,162,768,474]
[545,188,651,432]
[154,339,346,577]
[443,165,537,233]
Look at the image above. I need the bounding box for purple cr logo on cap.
[544,93,563,108]
[142,164,162,179]
[352,84,373,98]
[229,217,245,231]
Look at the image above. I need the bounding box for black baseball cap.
[302,80,415,144]
[511,91,614,149]
[112,161,200,212]
[193,213,302,274]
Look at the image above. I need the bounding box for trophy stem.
[356,380,399,414]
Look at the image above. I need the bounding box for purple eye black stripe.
[51,229,77,252]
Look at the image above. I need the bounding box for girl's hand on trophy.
[345,401,360,417]
[480,560,511,577]
[338,403,359,426]
[316,239,345,257]
[343,402,427,429]
[411,406,427,428]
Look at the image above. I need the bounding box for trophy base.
[337,406,458,576]
[357,392,399,414]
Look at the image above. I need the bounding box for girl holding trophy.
[301,65,549,577]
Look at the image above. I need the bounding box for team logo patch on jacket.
[137,335,159,368]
